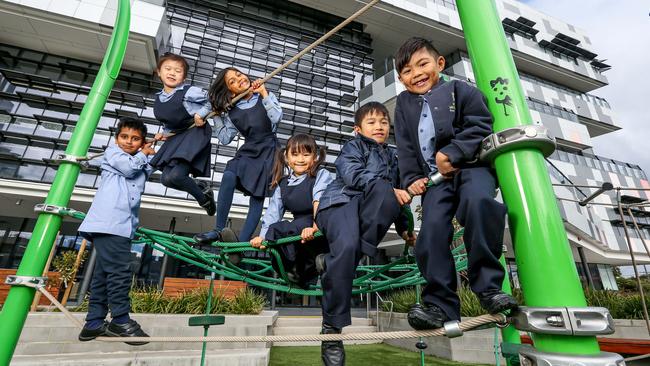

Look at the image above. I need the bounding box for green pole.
[0,1,131,363]
[455,0,599,355]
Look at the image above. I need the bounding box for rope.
[94,314,506,343]
[227,0,379,107]
[164,0,380,138]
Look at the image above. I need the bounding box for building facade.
[0,0,647,305]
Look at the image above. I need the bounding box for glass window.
[7,117,37,134]
[23,145,53,160]
[35,121,63,138]
[16,164,45,180]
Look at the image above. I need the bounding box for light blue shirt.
[259,169,334,239]
[78,144,153,239]
[419,97,437,172]
[156,84,212,133]
[212,92,282,144]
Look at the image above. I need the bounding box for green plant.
[73,286,266,315]
[51,250,88,288]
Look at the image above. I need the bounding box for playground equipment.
[0,0,630,365]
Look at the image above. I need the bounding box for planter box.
[0,269,60,305]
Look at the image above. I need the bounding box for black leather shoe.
[106,319,149,346]
[478,290,518,314]
[78,321,108,341]
[197,181,216,216]
[193,229,222,244]
[321,323,345,366]
[407,303,450,330]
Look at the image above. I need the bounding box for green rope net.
[60,208,466,296]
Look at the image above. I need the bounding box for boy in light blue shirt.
[77,117,153,345]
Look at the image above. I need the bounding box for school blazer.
[394,79,493,189]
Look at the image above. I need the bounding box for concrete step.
[15,312,277,355]
[22,311,277,328]
[10,349,269,366]
[274,316,373,327]
[272,317,380,347]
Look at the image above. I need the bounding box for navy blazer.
[394,79,493,189]
[318,134,409,235]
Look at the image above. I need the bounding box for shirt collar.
[156,84,187,95]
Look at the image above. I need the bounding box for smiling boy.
[77,117,153,344]
[315,102,415,366]
[393,37,517,330]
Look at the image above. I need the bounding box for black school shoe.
[78,321,108,341]
[197,181,216,216]
[407,303,450,330]
[478,290,518,314]
[321,323,345,366]
[193,230,221,244]
[106,319,150,346]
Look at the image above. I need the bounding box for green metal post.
[456,0,599,355]
[0,1,130,363]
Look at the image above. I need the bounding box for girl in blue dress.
[249,134,333,288]
[150,53,216,216]
[194,68,282,244]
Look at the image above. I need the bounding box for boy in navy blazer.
[316,102,415,365]
[393,37,517,330]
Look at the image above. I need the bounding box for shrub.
[73,286,266,315]
[381,286,649,320]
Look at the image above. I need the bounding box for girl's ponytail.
[309,144,327,177]
[270,147,287,190]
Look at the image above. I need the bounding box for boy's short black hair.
[116,117,147,138]
[157,52,189,78]
[354,101,390,126]
[395,37,442,74]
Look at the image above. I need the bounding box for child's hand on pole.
[194,113,206,127]
[393,188,412,206]
[401,231,417,247]
[141,141,155,156]
[250,236,266,249]
[407,177,429,196]
[251,79,269,98]
[154,133,167,141]
[435,152,457,177]
[300,225,317,243]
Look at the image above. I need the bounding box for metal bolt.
[546,315,565,327]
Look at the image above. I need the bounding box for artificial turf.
[269,343,489,366]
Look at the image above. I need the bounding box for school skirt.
[225,135,278,198]
[150,124,212,178]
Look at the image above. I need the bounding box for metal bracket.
[5,275,47,289]
[34,203,80,217]
[42,154,90,171]
[510,306,614,336]
[518,345,625,366]
[479,125,556,162]
[443,320,463,338]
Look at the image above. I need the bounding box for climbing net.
[59,208,467,296]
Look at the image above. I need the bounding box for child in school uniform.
[315,102,416,366]
[249,133,333,288]
[77,117,152,344]
[392,37,517,331]
[194,68,282,244]
[150,53,216,216]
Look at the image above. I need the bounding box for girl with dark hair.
[149,53,216,216]
[194,67,282,244]
[250,134,333,288]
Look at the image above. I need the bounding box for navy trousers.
[86,234,133,322]
[316,180,400,328]
[416,166,507,321]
